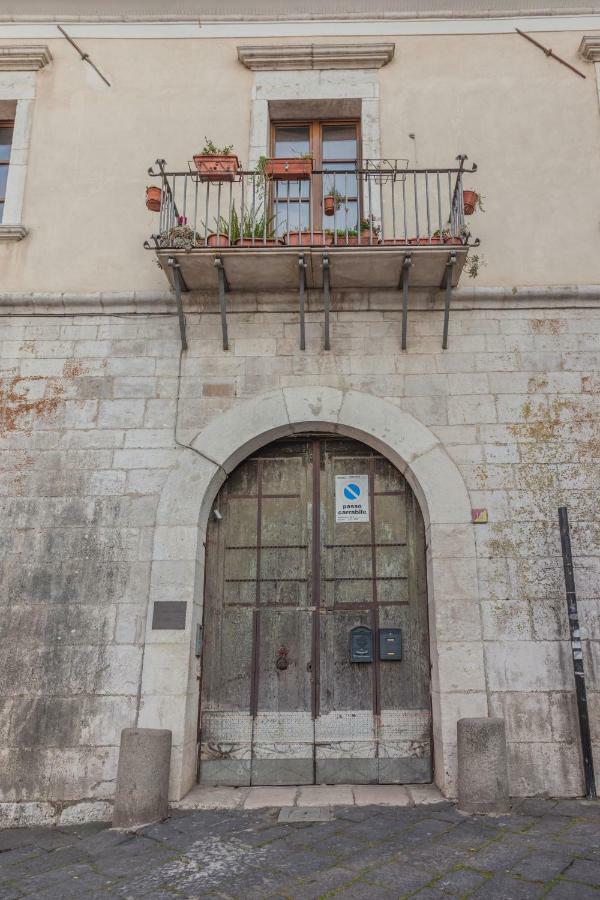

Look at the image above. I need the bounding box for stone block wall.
[0,298,598,822]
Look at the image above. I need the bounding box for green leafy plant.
[200,136,234,155]
[466,252,486,279]
[335,228,358,238]
[360,214,380,237]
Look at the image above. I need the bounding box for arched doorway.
[198,434,431,786]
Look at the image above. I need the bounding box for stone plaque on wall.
[151,601,187,630]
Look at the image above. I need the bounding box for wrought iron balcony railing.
[144,155,479,252]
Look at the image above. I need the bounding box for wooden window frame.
[270,118,361,232]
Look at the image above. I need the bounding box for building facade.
[1,1,600,825]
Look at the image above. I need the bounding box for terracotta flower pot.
[409,237,443,245]
[193,154,240,182]
[265,158,313,181]
[360,228,380,245]
[444,235,463,245]
[286,231,330,246]
[323,196,336,217]
[463,190,478,216]
[334,235,359,245]
[235,238,282,247]
[145,186,162,212]
[206,234,230,247]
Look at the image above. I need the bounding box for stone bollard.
[457,717,510,814]
[112,728,172,829]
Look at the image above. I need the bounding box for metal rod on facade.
[515,28,586,79]
[558,506,597,800]
[56,24,111,87]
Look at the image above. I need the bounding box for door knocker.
[276,646,289,670]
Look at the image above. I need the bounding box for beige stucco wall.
[1,29,600,292]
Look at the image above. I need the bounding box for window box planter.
[265,158,313,181]
[286,230,331,246]
[193,154,240,182]
[235,238,282,247]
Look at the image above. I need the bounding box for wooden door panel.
[252,607,314,785]
[200,436,431,787]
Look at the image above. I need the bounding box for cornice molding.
[0,224,28,241]
[0,286,599,316]
[579,35,600,60]
[237,42,395,70]
[0,45,52,70]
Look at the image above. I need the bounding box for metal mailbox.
[350,626,373,663]
[379,628,402,661]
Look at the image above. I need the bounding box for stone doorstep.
[172,782,445,811]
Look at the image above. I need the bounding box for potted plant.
[146,185,162,212]
[360,215,381,244]
[463,190,484,216]
[265,153,313,181]
[235,207,281,246]
[157,224,199,250]
[333,228,359,245]
[193,137,240,182]
[323,188,345,217]
[286,229,331,246]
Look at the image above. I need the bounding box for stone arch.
[138,387,487,801]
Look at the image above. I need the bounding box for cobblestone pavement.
[1,798,600,898]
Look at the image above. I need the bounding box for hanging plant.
[145,185,162,212]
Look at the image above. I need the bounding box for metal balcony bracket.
[298,255,307,351]
[323,252,331,352]
[167,257,188,351]
[399,253,412,351]
[441,251,457,350]
[214,257,229,351]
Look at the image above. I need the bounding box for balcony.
[144,155,479,349]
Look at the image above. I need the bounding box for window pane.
[331,201,359,232]
[0,164,8,200]
[0,201,4,223]
[323,165,358,198]
[273,179,309,200]
[275,201,309,236]
[0,125,13,163]
[274,125,310,158]
[322,124,357,160]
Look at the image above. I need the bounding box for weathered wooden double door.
[199,436,431,785]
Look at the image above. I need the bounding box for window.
[0,118,14,224]
[271,120,360,235]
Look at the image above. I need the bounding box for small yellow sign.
[471,508,489,524]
